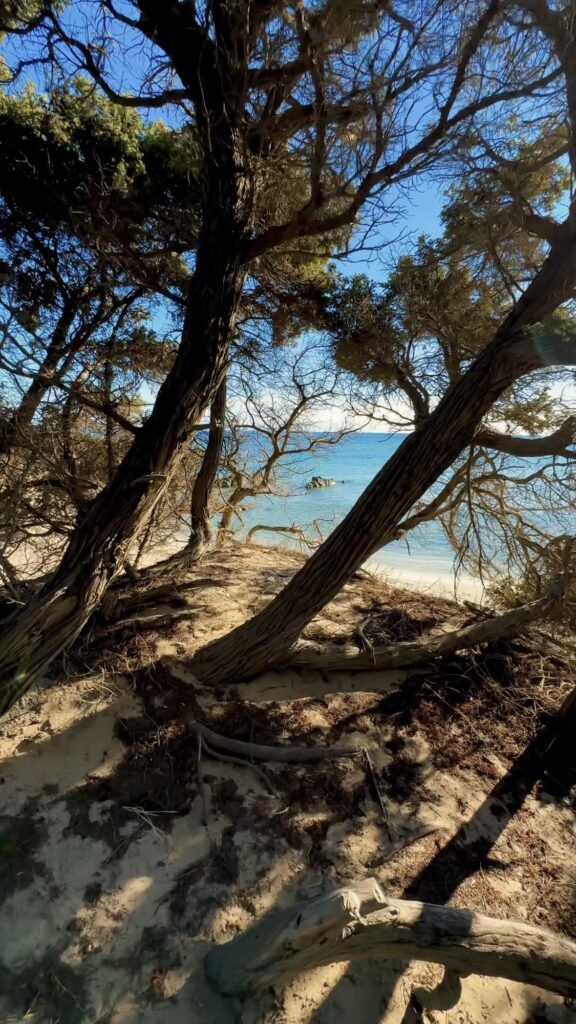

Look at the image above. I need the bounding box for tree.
[0,0,570,711]
[314,160,576,584]
[0,84,195,583]
[216,340,354,542]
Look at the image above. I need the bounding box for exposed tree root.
[199,736,277,793]
[204,878,576,999]
[186,720,360,762]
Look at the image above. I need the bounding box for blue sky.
[338,185,444,280]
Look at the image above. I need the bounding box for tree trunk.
[0,168,250,714]
[218,482,250,541]
[190,241,576,685]
[186,375,227,561]
[204,878,576,1000]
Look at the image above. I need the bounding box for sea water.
[231,432,469,589]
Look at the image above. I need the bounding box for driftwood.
[187,720,359,762]
[205,878,576,1000]
[283,575,566,673]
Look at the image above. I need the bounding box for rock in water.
[306,476,337,489]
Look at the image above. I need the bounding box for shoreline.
[11,532,486,603]
[233,531,486,603]
[367,558,484,602]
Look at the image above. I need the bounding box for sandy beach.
[1,543,573,1024]
[368,559,485,602]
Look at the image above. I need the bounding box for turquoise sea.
[232,432,466,584]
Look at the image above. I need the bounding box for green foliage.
[0,1,48,81]
[532,310,576,368]
[496,392,558,435]
[325,238,498,394]
[0,80,201,246]
[442,123,569,291]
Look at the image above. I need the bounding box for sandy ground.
[367,562,484,602]
[10,527,486,602]
[0,543,575,1024]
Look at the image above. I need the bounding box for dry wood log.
[187,720,359,762]
[204,878,576,1000]
[282,574,566,673]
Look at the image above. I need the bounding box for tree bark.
[204,878,576,999]
[190,239,576,685]
[186,375,227,561]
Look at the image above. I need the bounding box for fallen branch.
[102,607,197,634]
[205,878,576,1000]
[283,573,567,673]
[187,720,359,762]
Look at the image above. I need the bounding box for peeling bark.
[204,878,576,1000]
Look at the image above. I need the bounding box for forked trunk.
[218,483,249,541]
[190,242,576,685]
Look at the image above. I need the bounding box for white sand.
[0,546,573,1024]
[368,559,485,602]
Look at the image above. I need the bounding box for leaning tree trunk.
[185,375,227,563]
[0,180,250,714]
[191,239,576,685]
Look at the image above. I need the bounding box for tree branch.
[476,416,576,457]
[282,567,567,673]
[205,878,576,999]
